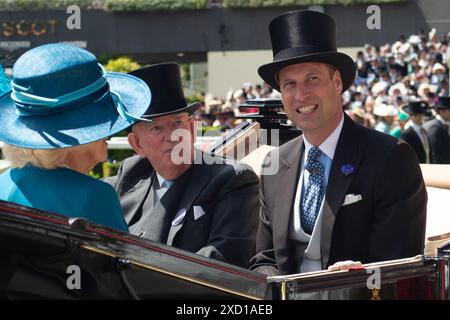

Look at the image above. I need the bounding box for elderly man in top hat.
[250,10,427,276]
[103,63,259,268]
[423,96,450,164]
[400,101,433,163]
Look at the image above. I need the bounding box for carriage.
[0,99,449,300]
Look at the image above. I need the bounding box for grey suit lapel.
[123,172,154,225]
[321,115,365,268]
[272,136,304,270]
[166,152,211,246]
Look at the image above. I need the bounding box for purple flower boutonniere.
[340,164,355,176]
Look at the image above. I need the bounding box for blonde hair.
[3,143,91,169]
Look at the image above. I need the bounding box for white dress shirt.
[290,114,344,273]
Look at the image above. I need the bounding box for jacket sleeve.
[370,140,427,261]
[427,125,447,164]
[249,156,279,275]
[195,165,259,268]
[102,163,123,190]
[102,156,134,193]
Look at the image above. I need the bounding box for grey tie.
[156,179,174,200]
[163,180,174,188]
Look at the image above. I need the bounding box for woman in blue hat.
[0,43,151,231]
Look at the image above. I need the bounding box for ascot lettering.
[2,20,58,37]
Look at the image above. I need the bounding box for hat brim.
[435,104,450,110]
[258,52,355,93]
[402,105,431,115]
[139,102,201,120]
[0,72,151,149]
[373,104,397,117]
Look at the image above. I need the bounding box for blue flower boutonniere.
[340,164,355,176]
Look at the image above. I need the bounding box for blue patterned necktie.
[301,147,325,234]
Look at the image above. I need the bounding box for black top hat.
[128,62,200,119]
[401,100,431,115]
[258,10,355,93]
[436,96,450,110]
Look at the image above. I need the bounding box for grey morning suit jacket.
[104,151,259,268]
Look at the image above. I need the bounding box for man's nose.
[165,129,176,141]
[166,128,184,142]
[294,85,310,102]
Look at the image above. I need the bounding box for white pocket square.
[193,206,206,220]
[341,194,363,207]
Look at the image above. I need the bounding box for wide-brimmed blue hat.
[0,43,151,149]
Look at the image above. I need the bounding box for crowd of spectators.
[343,28,449,134]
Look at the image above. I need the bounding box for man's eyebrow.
[305,71,319,77]
[280,71,318,83]
[145,120,160,128]
[280,76,294,84]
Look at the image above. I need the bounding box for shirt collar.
[408,120,422,130]
[156,172,169,189]
[303,113,344,160]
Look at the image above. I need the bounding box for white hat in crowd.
[373,103,397,117]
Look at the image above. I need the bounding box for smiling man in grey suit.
[103,63,259,268]
[250,10,427,276]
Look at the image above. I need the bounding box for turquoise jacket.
[390,126,402,139]
[0,165,128,232]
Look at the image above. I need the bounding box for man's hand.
[327,260,362,271]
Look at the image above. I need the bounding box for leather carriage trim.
[0,204,70,226]
[88,226,267,283]
[81,244,264,300]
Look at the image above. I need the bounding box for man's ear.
[128,131,145,157]
[189,117,197,142]
[334,71,343,94]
